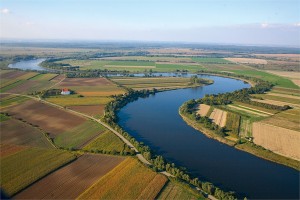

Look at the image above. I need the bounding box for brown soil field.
[209,108,227,127]
[196,104,211,117]
[0,118,53,148]
[58,78,113,87]
[68,105,105,116]
[3,100,86,136]
[0,144,28,157]
[252,122,300,160]
[5,80,36,94]
[78,91,124,96]
[0,71,26,79]
[225,57,268,64]
[14,154,125,200]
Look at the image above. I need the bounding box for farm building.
[61,88,71,95]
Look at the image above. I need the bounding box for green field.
[231,70,299,89]
[54,120,106,149]
[0,147,75,196]
[0,95,30,108]
[83,130,130,154]
[111,77,200,90]
[30,73,58,81]
[253,94,300,104]
[225,112,241,136]
[0,80,27,92]
[192,57,232,63]
[158,180,204,200]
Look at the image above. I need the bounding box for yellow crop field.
[252,122,300,161]
[46,96,112,106]
[209,108,227,127]
[78,158,168,200]
[196,104,211,117]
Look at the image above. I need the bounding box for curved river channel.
[117,74,299,199]
[9,60,299,199]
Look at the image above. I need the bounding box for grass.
[46,96,112,106]
[225,112,241,136]
[236,142,300,171]
[17,72,39,80]
[0,147,76,196]
[253,94,300,105]
[30,73,58,81]
[112,77,198,90]
[0,113,10,122]
[54,120,106,149]
[231,69,299,89]
[78,158,168,200]
[0,95,30,108]
[192,57,232,63]
[0,80,27,92]
[155,63,204,72]
[108,60,155,66]
[83,130,130,154]
[157,179,204,200]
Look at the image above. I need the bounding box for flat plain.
[14,154,125,199]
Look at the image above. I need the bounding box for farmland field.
[225,112,241,136]
[209,108,227,127]
[54,120,106,149]
[196,104,211,117]
[0,118,53,148]
[111,77,198,90]
[46,96,112,106]
[157,180,204,200]
[0,144,28,158]
[55,77,125,96]
[29,73,58,81]
[252,122,300,160]
[78,158,168,200]
[0,147,75,197]
[68,105,105,116]
[14,154,124,200]
[225,57,268,64]
[192,57,232,64]
[83,130,130,154]
[3,100,86,136]
[0,94,30,108]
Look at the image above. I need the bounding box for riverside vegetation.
[102,78,237,199]
[179,72,299,170]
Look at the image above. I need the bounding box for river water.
[9,59,299,199]
[117,75,299,199]
[8,59,46,71]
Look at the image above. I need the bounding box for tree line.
[102,88,237,199]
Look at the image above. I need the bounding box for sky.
[0,0,300,46]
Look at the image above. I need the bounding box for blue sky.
[1,0,299,46]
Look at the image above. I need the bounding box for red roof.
[62,88,69,92]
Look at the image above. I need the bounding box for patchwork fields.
[78,158,168,200]
[0,147,76,196]
[14,154,125,199]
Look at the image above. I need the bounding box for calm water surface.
[8,59,46,71]
[118,75,299,199]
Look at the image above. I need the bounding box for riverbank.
[179,108,300,171]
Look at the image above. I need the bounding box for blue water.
[118,75,299,199]
[8,59,46,71]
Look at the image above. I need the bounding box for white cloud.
[1,8,10,14]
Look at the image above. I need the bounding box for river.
[9,59,299,199]
[117,75,299,199]
[8,59,46,71]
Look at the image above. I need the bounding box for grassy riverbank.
[179,107,300,171]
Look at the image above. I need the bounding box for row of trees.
[101,88,237,199]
